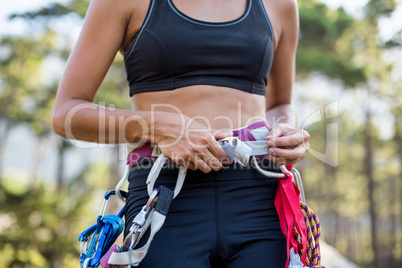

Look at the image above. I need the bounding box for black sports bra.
[124,0,274,96]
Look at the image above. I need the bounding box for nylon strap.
[146,153,187,198]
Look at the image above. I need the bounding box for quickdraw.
[78,190,127,268]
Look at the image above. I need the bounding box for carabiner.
[279,165,306,203]
[121,189,160,251]
[252,156,286,178]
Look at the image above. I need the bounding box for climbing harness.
[80,121,324,268]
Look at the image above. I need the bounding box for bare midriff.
[131,85,266,131]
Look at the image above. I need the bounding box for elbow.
[51,108,67,138]
[266,101,292,112]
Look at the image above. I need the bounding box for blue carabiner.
[78,189,127,268]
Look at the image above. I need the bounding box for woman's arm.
[264,0,310,165]
[52,0,139,143]
[52,0,230,172]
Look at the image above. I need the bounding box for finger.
[265,124,286,141]
[194,149,223,172]
[193,153,213,173]
[178,153,198,171]
[213,130,233,141]
[182,149,212,173]
[212,130,234,164]
[264,154,291,166]
[196,131,233,164]
[186,161,197,171]
[268,144,307,162]
[171,150,210,172]
[193,146,229,171]
[170,151,189,167]
[209,140,233,164]
[267,132,308,148]
[193,130,233,164]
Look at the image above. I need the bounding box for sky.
[0,0,73,37]
[1,0,401,40]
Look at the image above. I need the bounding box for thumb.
[213,130,233,141]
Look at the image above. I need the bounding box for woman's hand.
[152,112,233,173]
[264,123,310,166]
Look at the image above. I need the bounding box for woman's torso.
[120,0,281,131]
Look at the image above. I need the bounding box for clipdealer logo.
[301,101,339,167]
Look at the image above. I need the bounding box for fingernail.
[214,163,223,171]
[269,149,276,156]
[222,158,233,165]
[268,140,274,146]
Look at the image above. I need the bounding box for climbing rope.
[293,201,325,268]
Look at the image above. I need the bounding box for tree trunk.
[29,137,47,189]
[390,109,402,268]
[386,190,396,268]
[364,109,379,268]
[0,119,11,189]
[56,139,67,193]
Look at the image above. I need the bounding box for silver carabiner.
[121,189,160,251]
[291,168,306,204]
[252,156,286,178]
[279,165,306,203]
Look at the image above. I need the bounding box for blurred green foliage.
[297,0,367,86]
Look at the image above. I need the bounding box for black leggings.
[125,159,287,268]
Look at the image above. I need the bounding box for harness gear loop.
[146,153,187,198]
[115,165,130,203]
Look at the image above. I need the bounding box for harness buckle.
[218,137,252,166]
